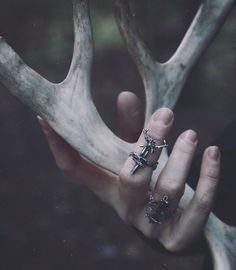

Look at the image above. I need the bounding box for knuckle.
[195,193,211,213]
[55,157,76,172]
[142,228,155,239]
[159,181,184,197]
[170,184,183,196]
[56,159,70,171]
[118,206,136,225]
[202,168,219,181]
[121,210,133,225]
[119,167,129,181]
[164,239,183,252]
[120,168,148,189]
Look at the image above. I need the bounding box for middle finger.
[151,129,198,222]
[119,108,174,222]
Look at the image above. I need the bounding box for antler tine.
[64,0,93,88]
[114,0,157,79]
[52,0,131,174]
[114,0,162,121]
[0,0,131,174]
[0,37,56,119]
[115,0,236,118]
[163,0,235,108]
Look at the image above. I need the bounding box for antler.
[0,0,234,174]
[0,0,236,268]
[114,0,235,119]
[0,0,130,174]
[206,214,236,270]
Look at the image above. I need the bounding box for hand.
[38,91,220,252]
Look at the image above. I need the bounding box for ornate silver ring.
[129,152,158,174]
[145,194,171,224]
[129,129,168,174]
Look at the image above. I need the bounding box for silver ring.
[140,129,168,157]
[129,129,168,174]
[145,194,171,224]
[129,152,158,174]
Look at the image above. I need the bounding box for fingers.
[153,130,198,213]
[119,108,174,221]
[37,116,79,171]
[173,146,220,250]
[117,91,144,142]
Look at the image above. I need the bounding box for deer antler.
[0,0,130,174]
[114,0,235,118]
[205,213,236,270]
[0,0,236,268]
[0,0,234,173]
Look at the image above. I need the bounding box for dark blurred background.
[0,0,236,269]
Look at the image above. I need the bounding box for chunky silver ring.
[129,129,167,174]
[141,129,168,157]
[129,152,158,174]
[145,194,171,224]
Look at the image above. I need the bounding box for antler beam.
[115,0,235,119]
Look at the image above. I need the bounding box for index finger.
[117,91,144,142]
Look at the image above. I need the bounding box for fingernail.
[153,108,174,125]
[208,146,220,160]
[182,130,197,143]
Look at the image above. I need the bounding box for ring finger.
[148,129,198,224]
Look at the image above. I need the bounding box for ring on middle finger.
[141,128,168,156]
[129,152,158,174]
[129,129,168,174]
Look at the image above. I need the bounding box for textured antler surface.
[206,214,236,270]
[115,0,235,118]
[0,0,131,174]
[0,37,56,118]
